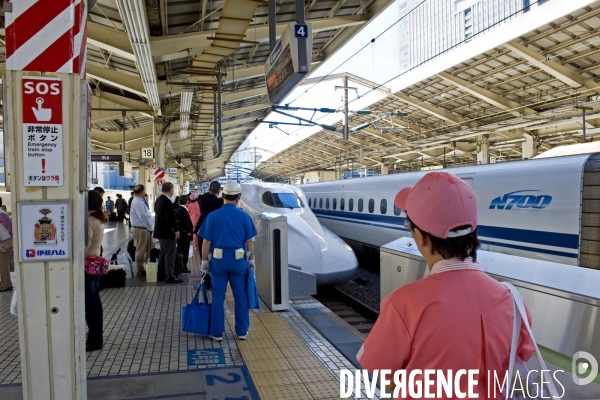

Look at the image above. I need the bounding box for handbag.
[181,280,211,335]
[502,282,561,400]
[85,256,109,276]
[247,267,260,310]
[0,236,13,253]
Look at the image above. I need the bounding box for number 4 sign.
[295,24,308,38]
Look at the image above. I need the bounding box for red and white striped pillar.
[5,1,90,399]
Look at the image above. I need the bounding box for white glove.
[201,260,209,271]
[248,259,255,269]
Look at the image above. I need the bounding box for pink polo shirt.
[357,258,535,399]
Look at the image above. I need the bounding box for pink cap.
[394,172,477,239]
[189,193,198,200]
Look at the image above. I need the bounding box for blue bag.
[181,282,211,335]
[247,267,260,310]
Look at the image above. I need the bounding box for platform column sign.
[22,77,64,186]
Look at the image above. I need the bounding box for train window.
[261,191,304,208]
[326,198,330,209]
[358,199,363,212]
[394,203,402,216]
[320,198,323,208]
[380,199,387,214]
[333,198,337,210]
[349,198,354,211]
[368,199,374,213]
[340,198,345,211]
[308,198,312,208]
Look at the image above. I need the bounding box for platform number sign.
[295,24,308,38]
[141,147,154,159]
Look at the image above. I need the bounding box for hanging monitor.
[265,22,313,104]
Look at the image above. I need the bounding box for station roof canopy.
[252,0,600,180]
[0,0,395,181]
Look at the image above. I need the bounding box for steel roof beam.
[91,93,153,123]
[87,21,135,61]
[223,103,272,118]
[437,72,537,117]
[150,16,368,62]
[92,125,154,144]
[223,88,267,103]
[504,40,600,95]
[392,92,478,129]
[87,64,147,98]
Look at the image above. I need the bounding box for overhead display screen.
[91,154,123,162]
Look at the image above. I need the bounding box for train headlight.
[345,244,353,251]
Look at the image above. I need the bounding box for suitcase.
[127,239,136,262]
[99,267,126,289]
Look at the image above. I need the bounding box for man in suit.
[194,181,223,240]
[153,182,182,284]
[175,195,193,274]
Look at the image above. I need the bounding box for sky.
[230,1,402,169]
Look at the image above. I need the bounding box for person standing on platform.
[105,196,115,221]
[127,191,134,227]
[175,195,193,274]
[356,172,536,397]
[115,194,127,222]
[85,190,106,352]
[154,182,182,284]
[200,181,257,342]
[0,206,13,292]
[130,185,154,276]
[187,193,201,251]
[194,181,223,245]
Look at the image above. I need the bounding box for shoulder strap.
[501,282,561,400]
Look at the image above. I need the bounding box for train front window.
[261,191,304,208]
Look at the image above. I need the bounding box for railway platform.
[0,223,374,400]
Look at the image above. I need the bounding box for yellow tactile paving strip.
[225,292,342,400]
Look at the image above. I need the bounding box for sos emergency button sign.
[22,77,64,187]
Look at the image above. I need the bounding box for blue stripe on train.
[311,209,579,258]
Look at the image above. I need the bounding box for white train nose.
[291,249,358,285]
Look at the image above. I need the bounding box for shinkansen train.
[300,153,600,269]
[239,182,358,285]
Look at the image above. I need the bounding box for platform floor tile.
[257,383,313,400]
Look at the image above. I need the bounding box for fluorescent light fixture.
[179,130,188,139]
[117,0,161,107]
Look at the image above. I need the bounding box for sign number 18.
[142,147,154,159]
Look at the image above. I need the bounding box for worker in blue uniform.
[200,181,257,341]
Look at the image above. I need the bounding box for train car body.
[300,153,600,269]
[239,182,358,285]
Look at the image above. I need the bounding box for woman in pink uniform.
[188,193,201,250]
[357,171,536,399]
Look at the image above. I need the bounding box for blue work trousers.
[210,256,249,337]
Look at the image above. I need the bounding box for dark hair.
[406,216,480,261]
[209,181,221,194]
[93,187,105,194]
[162,182,174,193]
[223,194,239,201]
[134,184,145,194]
[179,195,189,205]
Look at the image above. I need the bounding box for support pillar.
[138,162,147,187]
[7,71,88,399]
[476,134,489,165]
[522,133,535,160]
[380,164,389,175]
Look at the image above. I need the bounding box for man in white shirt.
[129,185,154,275]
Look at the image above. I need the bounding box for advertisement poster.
[19,201,70,262]
[22,76,64,186]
